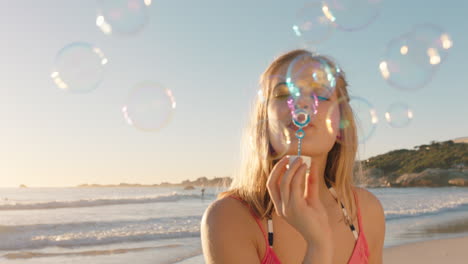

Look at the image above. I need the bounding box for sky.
[0,0,467,187]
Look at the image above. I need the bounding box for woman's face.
[266,59,341,158]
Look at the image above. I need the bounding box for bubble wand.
[286,91,318,157]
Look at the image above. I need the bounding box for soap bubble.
[321,0,382,31]
[327,96,378,145]
[285,53,341,109]
[350,96,378,144]
[292,1,335,45]
[51,42,107,93]
[122,82,176,132]
[379,24,453,91]
[385,102,414,128]
[96,0,152,36]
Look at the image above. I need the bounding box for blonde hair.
[218,49,360,224]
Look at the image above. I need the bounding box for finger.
[280,157,304,212]
[290,163,308,204]
[267,156,289,216]
[305,162,320,205]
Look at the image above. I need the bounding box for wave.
[0,192,210,211]
[385,201,468,220]
[3,244,182,259]
[0,215,202,251]
[0,230,200,252]
[2,245,203,264]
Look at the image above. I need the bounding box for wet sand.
[384,217,468,264]
[383,235,468,264]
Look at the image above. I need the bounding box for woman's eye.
[273,89,291,98]
[275,93,290,98]
[271,82,294,99]
[317,96,330,101]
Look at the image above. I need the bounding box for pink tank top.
[229,189,370,264]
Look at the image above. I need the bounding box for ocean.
[1,186,467,263]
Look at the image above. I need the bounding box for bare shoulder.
[353,186,384,212]
[200,196,262,264]
[201,196,257,228]
[352,186,385,224]
[353,187,386,256]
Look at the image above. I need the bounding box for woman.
[201,49,385,264]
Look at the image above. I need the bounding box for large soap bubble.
[385,102,414,128]
[326,95,378,145]
[96,0,152,36]
[379,24,453,91]
[292,1,335,45]
[51,42,107,93]
[322,0,382,31]
[285,53,341,123]
[122,82,176,132]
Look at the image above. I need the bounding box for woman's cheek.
[269,102,291,123]
[324,105,341,137]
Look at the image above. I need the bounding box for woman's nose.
[293,92,317,110]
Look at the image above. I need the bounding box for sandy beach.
[383,235,468,264]
[384,215,468,264]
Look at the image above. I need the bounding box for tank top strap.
[228,195,270,243]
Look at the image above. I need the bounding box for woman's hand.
[266,156,333,246]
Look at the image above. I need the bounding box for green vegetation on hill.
[364,140,468,175]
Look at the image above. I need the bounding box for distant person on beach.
[201,187,205,199]
[201,50,386,263]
